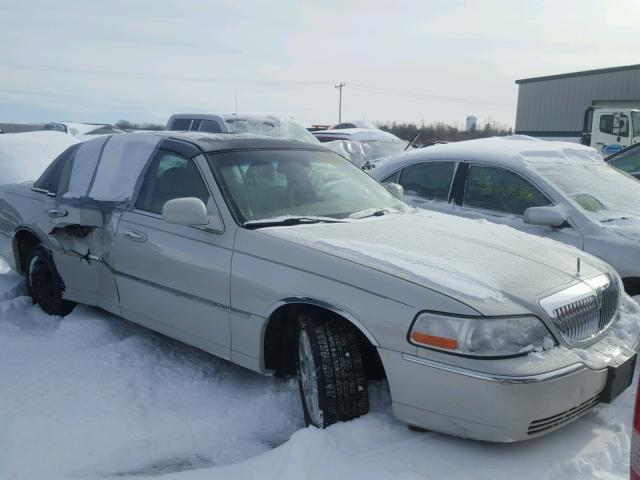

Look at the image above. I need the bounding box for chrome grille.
[541,274,621,345]
[528,394,599,435]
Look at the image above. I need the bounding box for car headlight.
[408,312,556,357]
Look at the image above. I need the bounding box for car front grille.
[542,274,620,345]
[527,394,600,435]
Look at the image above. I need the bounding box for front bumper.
[379,347,636,442]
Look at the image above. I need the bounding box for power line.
[1,61,333,87]
[349,83,515,108]
[0,61,515,108]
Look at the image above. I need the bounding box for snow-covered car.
[0,131,78,185]
[313,128,409,167]
[42,122,125,140]
[606,142,640,179]
[372,135,640,295]
[166,113,319,144]
[0,132,637,442]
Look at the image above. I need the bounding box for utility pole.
[335,82,345,122]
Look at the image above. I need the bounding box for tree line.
[376,120,513,146]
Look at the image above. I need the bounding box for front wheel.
[26,245,76,316]
[296,314,369,428]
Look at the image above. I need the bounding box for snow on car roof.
[312,128,402,142]
[372,135,602,178]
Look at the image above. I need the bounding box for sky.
[1,0,639,128]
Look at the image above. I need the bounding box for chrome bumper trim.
[401,353,590,384]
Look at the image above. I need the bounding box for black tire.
[26,244,76,316]
[296,312,369,428]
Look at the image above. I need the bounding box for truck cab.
[581,107,640,155]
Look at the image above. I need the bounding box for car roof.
[371,135,602,178]
[143,131,331,155]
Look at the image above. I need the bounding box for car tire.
[26,244,76,316]
[296,312,369,428]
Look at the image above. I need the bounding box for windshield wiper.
[243,216,346,229]
[349,208,392,219]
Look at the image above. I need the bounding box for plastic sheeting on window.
[60,133,161,204]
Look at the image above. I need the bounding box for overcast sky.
[1,0,638,128]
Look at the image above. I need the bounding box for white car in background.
[371,135,640,294]
[313,128,410,168]
[166,113,319,144]
[42,122,125,140]
[0,131,78,185]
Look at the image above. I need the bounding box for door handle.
[48,208,68,218]
[122,230,147,242]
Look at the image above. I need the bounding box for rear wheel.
[26,245,76,316]
[296,312,369,428]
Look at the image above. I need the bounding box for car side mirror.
[523,206,567,228]
[162,197,209,226]
[385,182,404,198]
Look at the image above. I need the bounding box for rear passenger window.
[398,161,455,201]
[169,119,192,131]
[136,151,210,215]
[464,165,550,215]
[198,120,223,133]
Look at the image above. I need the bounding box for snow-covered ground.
[0,262,636,480]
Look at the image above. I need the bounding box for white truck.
[579,107,640,155]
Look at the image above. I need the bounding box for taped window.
[60,133,161,204]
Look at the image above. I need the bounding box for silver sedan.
[371,136,640,295]
[0,132,636,442]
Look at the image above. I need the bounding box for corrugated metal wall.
[515,68,640,134]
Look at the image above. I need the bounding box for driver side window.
[136,151,210,214]
[463,165,550,215]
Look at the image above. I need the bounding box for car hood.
[262,211,610,315]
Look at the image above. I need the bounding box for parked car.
[313,128,409,164]
[0,132,637,442]
[371,135,640,294]
[606,142,640,179]
[42,122,125,140]
[166,113,319,144]
[329,119,377,130]
[0,131,78,185]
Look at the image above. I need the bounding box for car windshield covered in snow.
[531,161,640,222]
[208,149,405,223]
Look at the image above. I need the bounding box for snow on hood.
[263,210,608,309]
[0,131,78,185]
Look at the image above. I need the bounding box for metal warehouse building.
[515,64,640,139]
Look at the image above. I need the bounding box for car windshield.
[531,161,640,221]
[633,112,640,138]
[207,149,406,223]
[362,139,409,159]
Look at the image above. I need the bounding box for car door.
[37,137,121,312]
[455,163,584,249]
[381,161,458,215]
[111,149,233,359]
